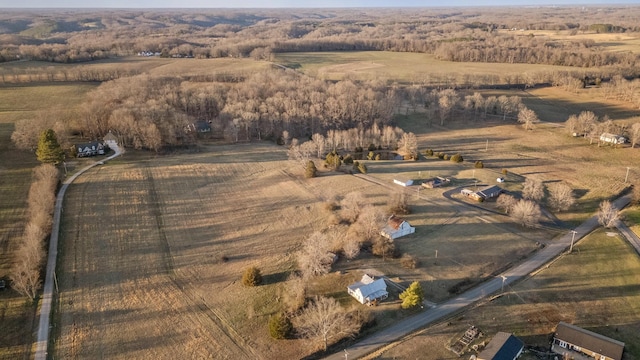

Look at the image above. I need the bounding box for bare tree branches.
[522,177,545,202]
[296,296,359,352]
[511,199,541,228]
[517,107,539,130]
[548,182,575,212]
[598,200,619,228]
[298,232,334,278]
[11,164,59,300]
[496,193,518,214]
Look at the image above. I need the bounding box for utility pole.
[570,230,577,253]
[625,167,631,183]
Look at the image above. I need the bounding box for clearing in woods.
[274,51,590,83]
[53,141,551,359]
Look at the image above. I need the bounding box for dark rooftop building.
[552,322,624,360]
[478,332,524,360]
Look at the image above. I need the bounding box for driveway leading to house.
[34,145,122,360]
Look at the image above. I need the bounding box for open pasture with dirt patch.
[53,141,559,359]
[274,51,581,84]
[375,229,640,360]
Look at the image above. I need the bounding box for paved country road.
[323,192,632,360]
[34,145,122,360]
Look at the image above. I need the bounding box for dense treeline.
[11,69,397,150]
[10,164,59,301]
[2,7,640,71]
[13,66,554,153]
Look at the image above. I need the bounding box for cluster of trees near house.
[252,188,415,350]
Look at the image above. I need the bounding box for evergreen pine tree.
[36,129,64,164]
[399,281,424,309]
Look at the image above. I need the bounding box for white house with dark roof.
[347,274,388,305]
[478,332,524,360]
[380,215,415,239]
[76,141,104,157]
[552,322,625,360]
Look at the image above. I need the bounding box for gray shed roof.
[555,322,624,360]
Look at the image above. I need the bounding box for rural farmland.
[2,5,640,360]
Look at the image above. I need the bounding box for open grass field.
[502,29,640,54]
[375,228,640,360]
[273,51,587,84]
[0,82,97,359]
[0,57,272,83]
[52,141,556,359]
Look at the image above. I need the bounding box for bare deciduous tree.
[298,232,334,278]
[342,236,361,260]
[548,182,575,212]
[522,177,545,202]
[511,199,541,228]
[296,296,359,352]
[598,200,619,228]
[311,133,326,159]
[517,106,539,130]
[398,132,418,158]
[437,89,458,126]
[10,223,46,301]
[372,236,395,261]
[496,193,518,214]
[340,191,366,223]
[354,205,385,242]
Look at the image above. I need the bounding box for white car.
[497,177,505,183]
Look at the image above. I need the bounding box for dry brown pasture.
[0,83,97,360]
[53,138,554,359]
[273,51,582,84]
[373,229,640,360]
[503,29,640,54]
[0,57,271,83]
[398,85,640,224]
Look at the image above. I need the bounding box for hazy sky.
[3,0,640,8]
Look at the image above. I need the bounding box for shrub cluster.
[450,153,463,163]
[269,312,293,339]
[474,160,484,168]
[242,267,263,287]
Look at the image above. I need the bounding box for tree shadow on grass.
[262,270,291,286]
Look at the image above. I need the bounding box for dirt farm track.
[54,143,329,359]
